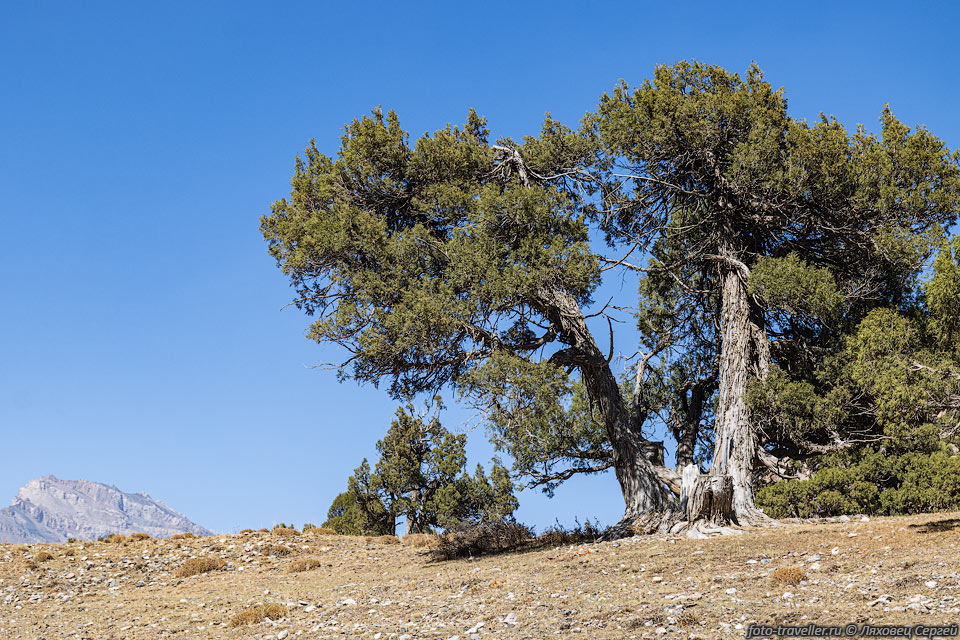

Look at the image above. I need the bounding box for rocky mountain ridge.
[0,476,214,543]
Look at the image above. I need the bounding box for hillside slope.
[1,514,958,639]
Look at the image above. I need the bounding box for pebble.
[926,580,938,588]
[725,587,737,595]
[277,631,289,640]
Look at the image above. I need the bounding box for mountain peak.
[0,477,215,543]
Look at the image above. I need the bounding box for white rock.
[831,547,840,555]
[725,587,737,595]
[278,631,289,640]
[926,580,938,588]
[651,576,663,583]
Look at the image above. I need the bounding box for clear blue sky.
[2,1,958,534]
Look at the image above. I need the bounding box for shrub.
[174,557,226,577]
[171,532,196,540]
[289,556,323,572]
[431,520,533,560]
[308,527,339,536]
[535,519,602,547]
[66,538,76,543]
[99,533,126,543]
[271,527,298,538]
[263,544,295,557]
[35,551,54,562]
[239,528,254,534]
[375,535,400,544]
[757,447,960,518]
[62,548,75,556]
[129,533,151,541]
[228,603,288,627]
[770,567,807,585]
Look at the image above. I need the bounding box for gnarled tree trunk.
[537,288,680,534]
[709,264,774,527]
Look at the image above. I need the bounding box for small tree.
[325,404,517,535]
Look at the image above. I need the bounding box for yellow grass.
[288,556,323,572]
[228,603,288,627]
[173,557,225,577]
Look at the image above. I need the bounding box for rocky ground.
[1,513,959,639]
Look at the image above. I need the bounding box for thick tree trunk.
[673,382,706,471]
[537,288,679,534]
[405,489,422,535]
[709,265,774,527]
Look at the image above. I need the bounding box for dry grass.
[270,527,298,538]
[374,534,400,544]
[770,566,808,585]
[129,532,151,541]
[35,551,54,562]
[102,533,126,543]
[170,532,195,540]
[173,557,226,578]
[288,556,323,572]
[402,533,438,549]
[228,603,288,627]
[307,527,338,536]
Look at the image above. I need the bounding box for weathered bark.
[673,382,707,471]
[537,288,679,533]
[709,264,775,527]
[686,475,734,524]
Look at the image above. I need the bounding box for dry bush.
[263,544,296,557]
[402,533,439,549]
[129,533,151,541]
[308,527,338,536]
[101,534,126,543]
[375,535,400,544]
[24,560,37,570]
[289,556,323,572]
[239,528,254,534]
[770,567,807,585]
[271,527,298,538]
[228,603,288,627]
[35,551,54,562]
[432,520,533,560]
[62,548,75,556]
[535,520,602,547]
[171,532,196,540]
[174,557,226,578]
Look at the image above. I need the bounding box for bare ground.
[1,513,959,639]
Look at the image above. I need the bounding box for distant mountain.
[0,476,215,543]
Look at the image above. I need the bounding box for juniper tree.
[326,404,518,535]
[262,107,680,530]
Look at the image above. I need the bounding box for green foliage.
[261,108,599,399]
[927,237,960,353]
[749,253,843,326]
[754,242,960,517]
[322,490,372,536]
[757,445,960,518]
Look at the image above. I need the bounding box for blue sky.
[2,1,958,534]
